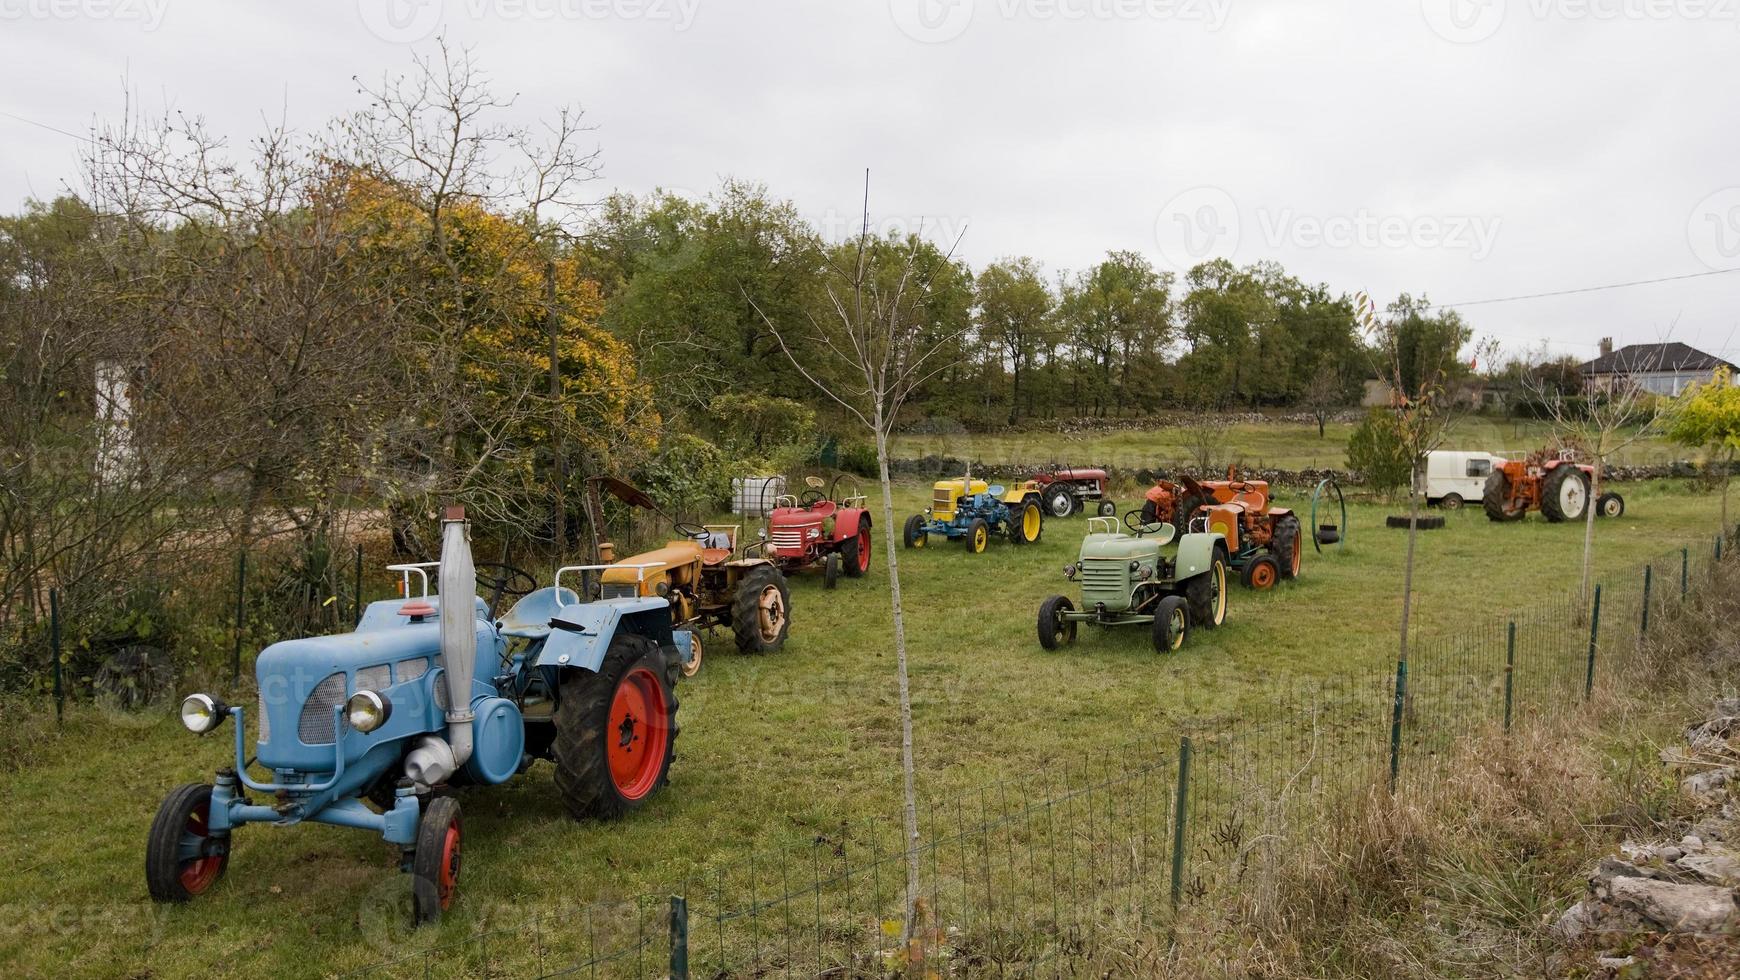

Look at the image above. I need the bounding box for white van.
[1419,451,1508,510]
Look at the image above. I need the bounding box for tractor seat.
[700,529,734,566]
[701,548,731,566]
[500,586,581,639]
[807,500,838,517]
[987,485,1005,497]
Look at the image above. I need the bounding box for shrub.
[1346,407,1413,493]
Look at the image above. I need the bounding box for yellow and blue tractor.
[901,475,1046,554]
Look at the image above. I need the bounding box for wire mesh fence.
[335,531,1737,979]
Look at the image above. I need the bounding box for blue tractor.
[146,507,698,923]
[902,475,1046,554]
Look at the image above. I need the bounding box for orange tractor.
[1140,469,1303,590]
[1482,447,1625,523]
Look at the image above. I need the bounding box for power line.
[0,109,94,145]
[1426,266,1740,311]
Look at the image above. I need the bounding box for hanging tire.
[145,783,229,903]
[552,633,679,820]
[1184,544,1229,629]
[841,522,871,577]
[1044,484,1075,519]
[1010,501,1042,545]
[1483,470,1523,522]
[411,796,462,925]
[1541,466,1590,523]
[1152,595,1190,653]
[1241,554,1280,590]
[1272,514,1302,579]
[823,552,841,590]
[731,565,791,652]
[1037,595,1077,650]
[1596,492,1625,518]
[968,518,990,554]
[1097,500,1117,518]
[903,514,928,549]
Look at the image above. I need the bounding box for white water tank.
[731,476,786,517]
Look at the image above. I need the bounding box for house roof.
[1580,342,1736,376]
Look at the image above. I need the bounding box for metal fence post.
[50,588,63,725]
[668,894,689,980]
[1169,736,1192,911]
[1585,584,1602,700]
[353,543,364,625]
[232,550,248,682]
[1641,565,1653,637]
[1718,535,1724,563]
[1503,622,1515,732]
[1683,547,1690,600]
[1389,660,1408,794]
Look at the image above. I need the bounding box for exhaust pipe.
[409,506,477,788]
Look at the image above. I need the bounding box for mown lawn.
[889,417,1678,471]
[0,478,1727,977]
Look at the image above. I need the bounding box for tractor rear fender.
[534,598,674,674]
[1268,507,1292,518]
[832,508,869,539]
[1173,532,1225,581]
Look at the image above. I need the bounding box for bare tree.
[750,173,967,943]
[1526,344,1662,605]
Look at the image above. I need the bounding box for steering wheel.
[1227,481,1255,493]
[1123,510,1147,533]
[800,489,826,506]
[674,521,710,541]
[475,562,538,603]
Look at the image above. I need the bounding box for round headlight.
[1130,560,1142,573]
[180,693,229,734]
[1063,563,1078,579]
[346,690,393,733]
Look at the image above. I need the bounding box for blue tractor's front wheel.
[145,783,229,903]
[411,796,463,926]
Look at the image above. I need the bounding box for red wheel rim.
[178,798,223,895]
[1252,562,1277,589]
[856,528,871,572]
[607,667,670,801]
[1288,532,1301,575]
[437,820,462,910]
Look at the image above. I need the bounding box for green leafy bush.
[641,433,733,511]
[1346,407,1413,493]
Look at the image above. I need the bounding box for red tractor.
[1032,465,1118,519]
[1482,447,1625,522]
[1140,469,1303,590]
[758,476,873,588]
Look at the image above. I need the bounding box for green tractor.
[1036,513,1230,653]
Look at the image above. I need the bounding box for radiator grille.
[298,672,346,745]
[770,530,806,551]
[397,658,427,682]
[257,690,270,743]
[932,489,955,509]
[1079,558,1129,592]
[601,583,639,600]
[356,664,391,692]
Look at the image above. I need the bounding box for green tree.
[1057,251,1170,416]
[1667,368,1740,528]
[1345,408,1413,492]
[975,257,1054,424]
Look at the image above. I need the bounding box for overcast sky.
[2,0,1736,364]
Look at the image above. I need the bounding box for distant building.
[1579,339,1736,397]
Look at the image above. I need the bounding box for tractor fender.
[1268,507,1293,518]
[1174,532,1226,580]
[833,508,869,539]
[534,597,674,674]
[1000,489,1041,507]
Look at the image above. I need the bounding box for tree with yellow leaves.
[1669,366,1740,532]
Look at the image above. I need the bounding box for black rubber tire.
[146,783,228,904]
[823,552,840,590]
[1184,544,1230,629]
[1483,470,1523,522]
[1037,595,1077,650]
[902,514,927,549]
[552,633,679,820]
[1008,501,1043,545]
[1139,500,1159,525]
[1597,492,1626,518]
[731,564,791,652]
[1241,554,1281,590]
[1097,500,1117,518]
[1152,595,1190,653]
[411,795,462,925]
[1178,494,1213,532]
[840,521,868,577]
[1386,515,1445,530]
[1541,466,1590,523]
[1272,514,1302,579]
[1043,484,1075,519]
[1439,493,1464,511]
[967,518,990,554]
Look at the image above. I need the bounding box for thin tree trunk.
[1398,460,1422,666]
[1580,457,1601,607]
[873,413,921,937]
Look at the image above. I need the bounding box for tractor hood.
[1079,533,1163,562]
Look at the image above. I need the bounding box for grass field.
[889,417,1679,471]
[0,478,1729,976]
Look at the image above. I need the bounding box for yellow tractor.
[901,475,1046,553]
